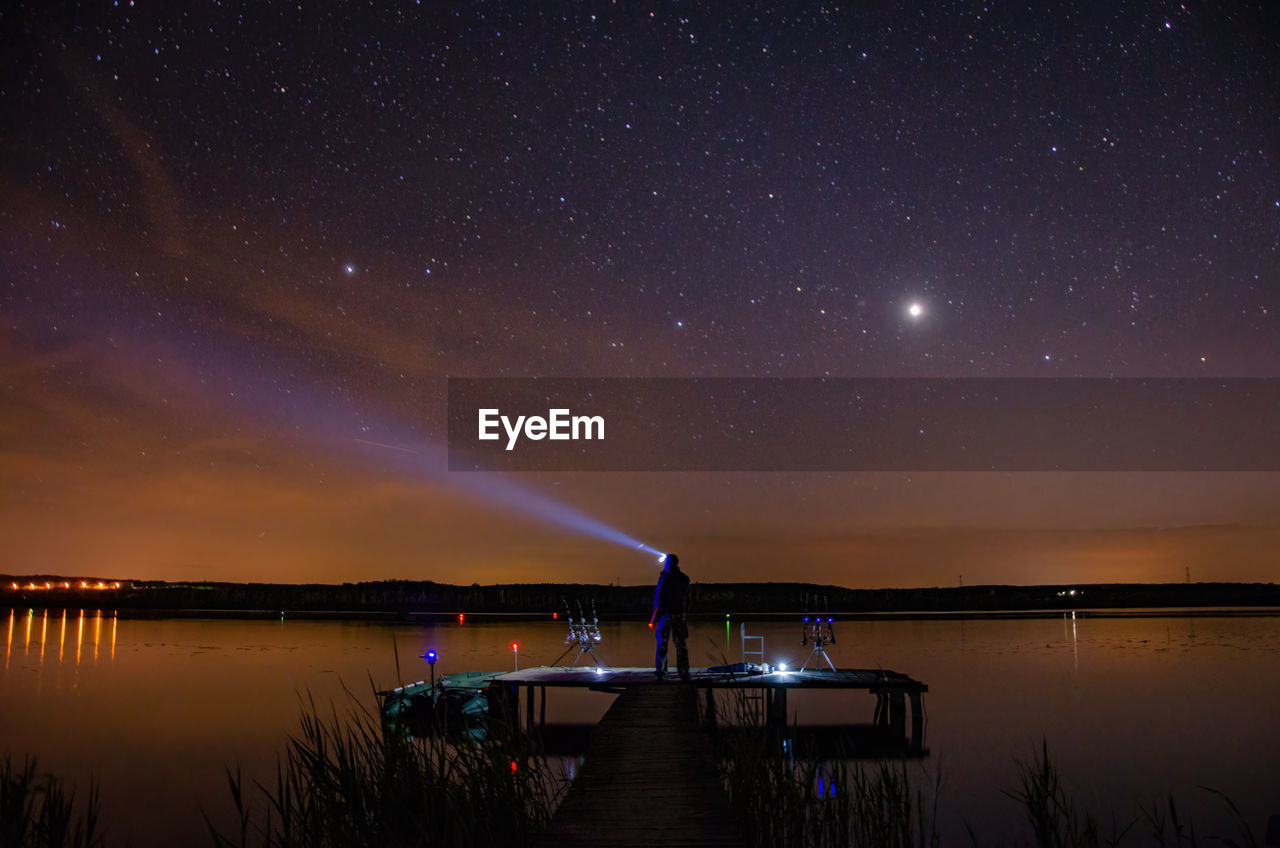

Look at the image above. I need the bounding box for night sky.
[2,2,1277,587]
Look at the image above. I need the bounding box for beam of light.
[7,278,665,567]
[347,436,664,558]
[352,424,661,563]
[448,468,665,557]
[348,437,664,557]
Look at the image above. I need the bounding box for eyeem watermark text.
[478,408,605,450]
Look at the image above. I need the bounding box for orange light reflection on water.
[35,612,47,695]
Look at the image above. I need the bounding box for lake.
[2,608,1277,845]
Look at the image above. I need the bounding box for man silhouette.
[649,554,691,681]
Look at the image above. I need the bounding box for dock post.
[507,683,520,728]
[539,686,547,730]
[491,683,516,726]
[767,686,788,730]
[526,684,535,732]
[873,690,887,727]
[909,691,924,754]
[889,691,906,738]
[704,686,717,727]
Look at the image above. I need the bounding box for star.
[906,302,924,320]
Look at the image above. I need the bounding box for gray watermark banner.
[446,378,1279,471]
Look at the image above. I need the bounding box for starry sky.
[1,2,1277,587]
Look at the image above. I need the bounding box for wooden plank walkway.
[537,684,744,847]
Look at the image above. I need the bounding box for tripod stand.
[551,599,610,669]
[800,616,837,671]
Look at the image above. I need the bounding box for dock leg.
[525,684,535,732]
[889,691,906,739]
[704,687,717,727]
[491,683,516,727]
[874,691,888,727]
[767,686,788,731]
[507,684,520,729]
[539,686,547,730]
[909,692,925,755]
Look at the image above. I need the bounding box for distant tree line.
[2,576,1278,616]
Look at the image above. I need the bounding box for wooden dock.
[380,665,929,842]
[488,665,928,756]
[384,665,929,758]
[536,684,744,847]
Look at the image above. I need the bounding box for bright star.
[907,302,924,319]
[344,264,356,275]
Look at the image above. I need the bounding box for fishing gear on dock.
[551,596,609,668]
[801,596,838,671]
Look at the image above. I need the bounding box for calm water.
[2,608,1277,845]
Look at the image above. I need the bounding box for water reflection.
[1064,610,1079,672]
[0,610,1276,848]
[37,612,48,695]
[2,609,114,691]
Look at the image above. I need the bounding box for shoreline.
[3,576,1279,621]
